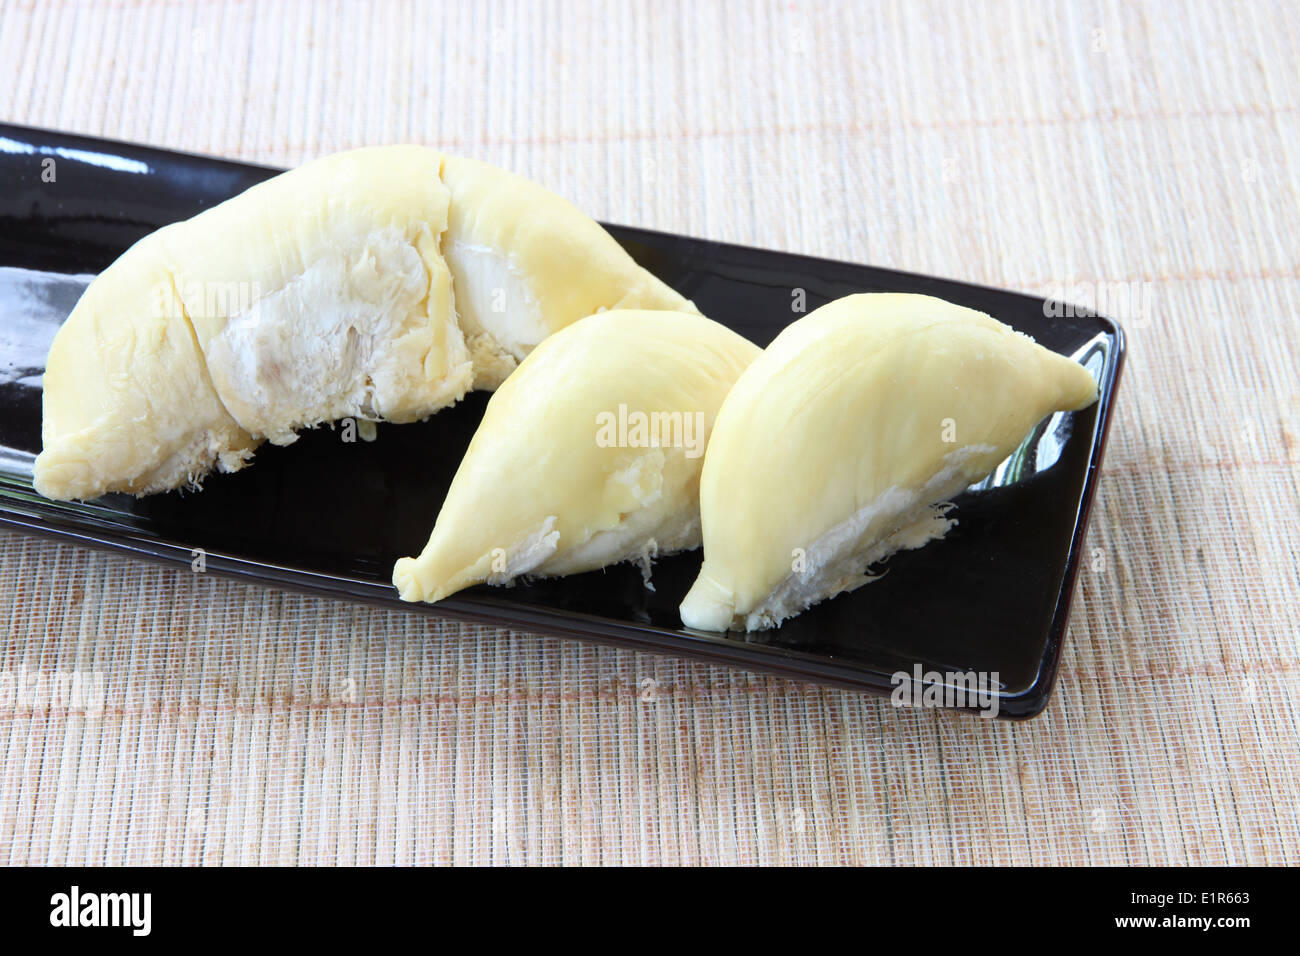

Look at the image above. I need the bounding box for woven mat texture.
[1,0,1298,865]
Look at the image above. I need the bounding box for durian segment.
[33,233,260,500]
[393,310,760,604]
[34,146,468,500]
[678,293,1100,633]
[34,146,695,501]
[159,146,470,445]
[439,155,698,388]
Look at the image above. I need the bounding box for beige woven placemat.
[2,0,1298,865]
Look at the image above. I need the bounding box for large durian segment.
[33,146,468,501]
[34,147,694,501]
[392,310,761,604]
[439,155,697,389]
[678,293,1100,632]
[159,146,470,445]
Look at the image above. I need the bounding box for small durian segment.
[439,156,698,389]
[679,293,1100,633]
[33,234,260,500]
[159,146,470,445]
[393,310,761,603]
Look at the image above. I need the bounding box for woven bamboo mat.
[1,0,1298,866]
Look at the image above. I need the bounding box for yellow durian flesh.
[34,147,693,501]
[439,155,697,389]
[34,146,466,501]
[34,235,259,500]
[160,146,469,445]
[679,293,1100,633]
[393,310,761,604]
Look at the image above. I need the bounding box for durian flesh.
[33,147,694,501]
[392,310,761,604]
[678,293,1100,633]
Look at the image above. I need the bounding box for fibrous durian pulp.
[392,310,761,603]
[678,293,1100,632]
[34,147,694,501]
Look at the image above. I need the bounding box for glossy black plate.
[0,123,1124,718]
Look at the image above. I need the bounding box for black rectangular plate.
[0,123,1124,719]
